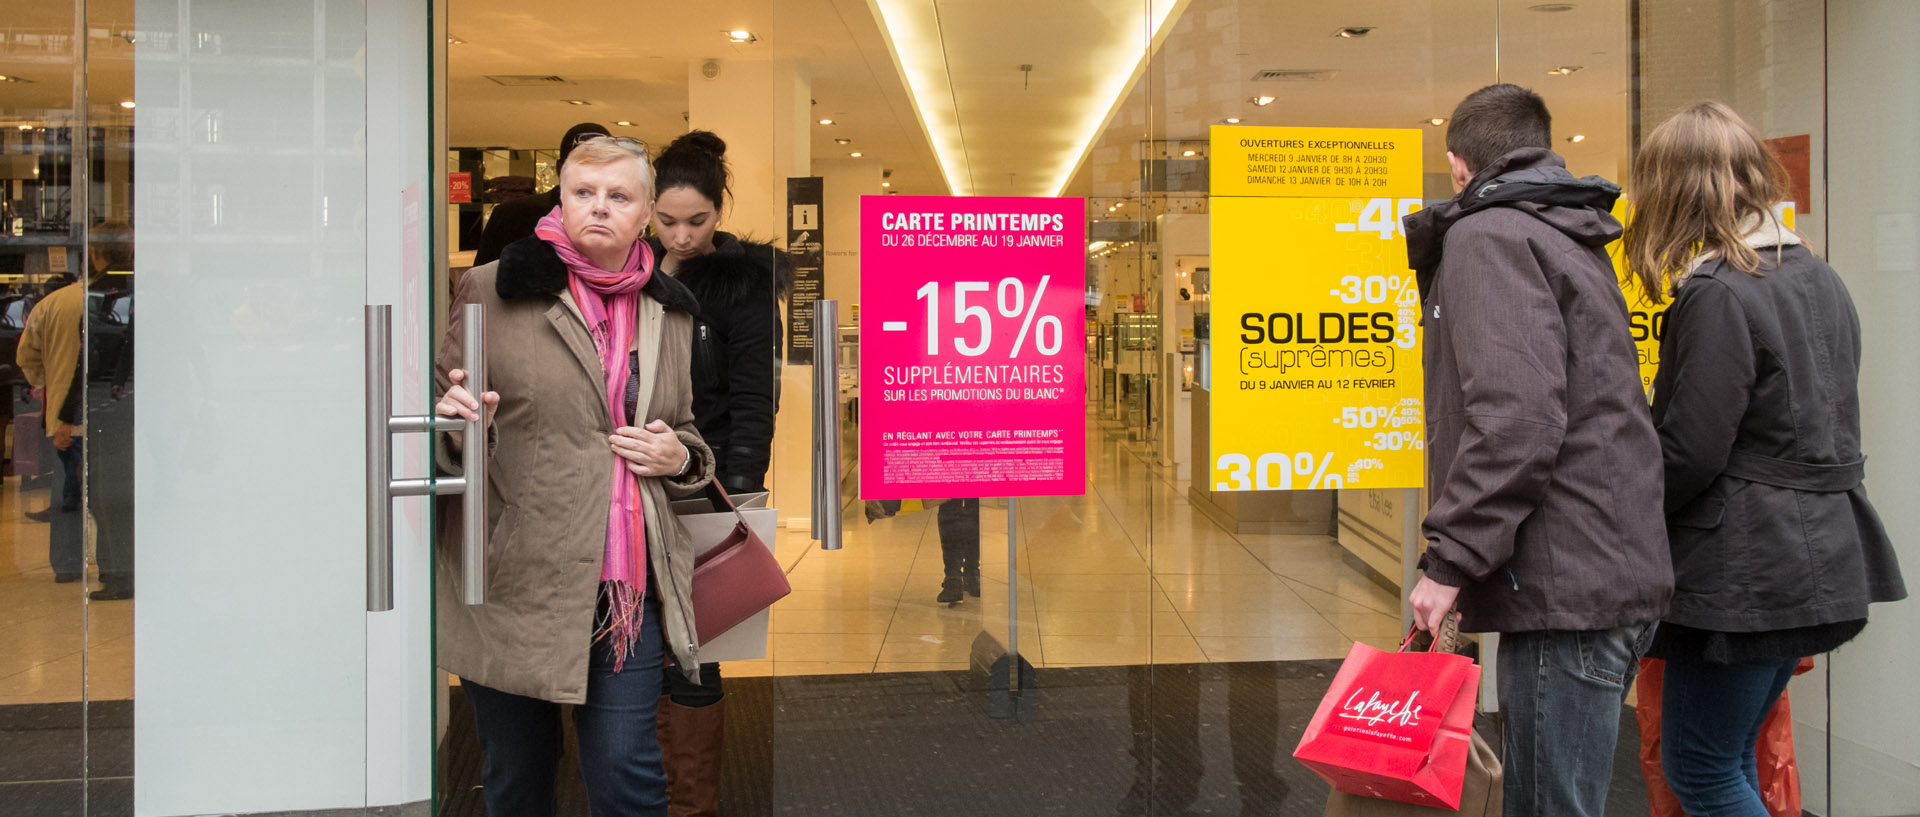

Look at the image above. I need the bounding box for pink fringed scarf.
[534,207,656,670]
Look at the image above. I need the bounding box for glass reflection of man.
[16,220,134,598]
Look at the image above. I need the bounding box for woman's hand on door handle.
[436,368,499,427]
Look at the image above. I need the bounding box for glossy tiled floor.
[0,414,1401,703]
[728,417,1403,677]
[0,469,135,707]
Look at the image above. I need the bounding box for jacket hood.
[647,231,795,311]
[494,234,699,314]
[1404,148,1622,302]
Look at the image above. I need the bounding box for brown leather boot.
[657,697,725,817]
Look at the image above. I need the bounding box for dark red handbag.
[686,486,791,646]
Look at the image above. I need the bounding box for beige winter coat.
[434,236,714,704]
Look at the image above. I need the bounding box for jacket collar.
[1403,148,1620,304]
[495,234,700,314]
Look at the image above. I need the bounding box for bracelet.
[673,446,691,477]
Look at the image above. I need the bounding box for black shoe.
[936,579,964,604]
[90,580,133,601]
[54,572,81,583]
[964,573,981,598]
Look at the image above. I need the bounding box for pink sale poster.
[859,195,1087,500]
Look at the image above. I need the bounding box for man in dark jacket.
[470,122,609,267]
[1401,84,1672,817]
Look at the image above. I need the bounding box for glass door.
[0,2,99,812]
[114,0,386,812]
[0,0,431,814]
[420,1,1920,815]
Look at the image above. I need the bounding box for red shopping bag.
[1295,636,1482,809]
[1637,656,1811,817]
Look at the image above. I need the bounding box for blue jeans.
[48,438,84,576]
[1497,626,1652,817]
[464,595,668,817]
[1660,656,1799,817]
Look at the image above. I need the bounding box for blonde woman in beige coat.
[433,135,714,816]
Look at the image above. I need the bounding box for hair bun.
[669,130,727,160]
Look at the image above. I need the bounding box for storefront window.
[1,1,1914,814]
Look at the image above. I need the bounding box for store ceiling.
[3,0,1632,206]
[1066,0,1633,199]
[448,0,1630,202]
[448,0,948,198]
[0,0,136,119]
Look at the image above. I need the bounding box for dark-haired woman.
[647,129,786,817]
[1625,101,1905,817]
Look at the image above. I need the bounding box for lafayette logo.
[1338,688,1423,728]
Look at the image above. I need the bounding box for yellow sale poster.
[1208,126,1425,491]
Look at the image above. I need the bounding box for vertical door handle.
[458,304,488,604]
[366,307,395,612]
[365,303,489,612]
[811,300,843,550]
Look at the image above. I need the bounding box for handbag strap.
[702,482,751,528]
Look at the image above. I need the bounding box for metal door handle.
[366,303,488,612]
[811,299,843,550]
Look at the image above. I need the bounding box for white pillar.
[690,58,815,521]
[812,157,882,310]
[1799,2,1920,811]
[688,58,811,242]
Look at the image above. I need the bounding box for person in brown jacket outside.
[1402,84,1673,816]
[18,222,131,595]
[433,135,715,816]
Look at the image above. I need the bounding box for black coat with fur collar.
[647,232,786,493]
[495,234,700,314]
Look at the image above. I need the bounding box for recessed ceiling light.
[882,182,891,188]
[850,151,863,157]
[614,120,634,126]
[1334,27,1375,38]
[1547,66,1583,76]
[727,29,756,43]
[1250,95,1276,106]
[1182,150,1196,157]
[1529,3,1576,11]
[564,99,589,106]
[1225,117,1242,124]
[447,36,466,45]
[818,118,835,125]
[119,100,135,109]
[834,138,851,145]
[1425,117,1447,126]
[1567,134,1587,143]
